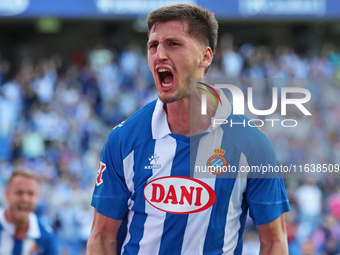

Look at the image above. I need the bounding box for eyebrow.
[147,39,157,46]
[148,37,184,46]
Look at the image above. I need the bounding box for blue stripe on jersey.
[189,133,205,178]
[37,221,58,255]
[117,217,128,254]
[123,139,156,255]
[13,239,22,255]
[119,101,155,160]
[159,214,188,255]
[131,140,156,189]
[122,211,147,255]
[159,138,190,255]
[203,178,236,254]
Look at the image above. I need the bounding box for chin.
[158,90,175,103]
[159,96,177,104]
[159,90,189,104]
[14,212,30,222]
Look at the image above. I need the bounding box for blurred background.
[0,0,339,254]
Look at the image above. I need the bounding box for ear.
[199,46,213,69]
[5,188,9,202]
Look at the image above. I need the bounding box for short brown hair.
[147,4,218,71]
[7,169,40,186]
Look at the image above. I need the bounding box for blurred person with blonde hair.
[0,169,57,254]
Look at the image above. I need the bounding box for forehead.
[8,175,38,191]
[149,20,191,41]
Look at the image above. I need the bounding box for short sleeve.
[37,222,58,255]
[91,134,131,220]
[244,130,291,226]
[246,177,290,226]
[45,231,58,255]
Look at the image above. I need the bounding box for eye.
[149,43,157,49]
[170,42,180,46]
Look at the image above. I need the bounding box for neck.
[165,93,217,136]
[5,209,29,239]
[165,98,190,136]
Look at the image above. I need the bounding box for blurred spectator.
[302,239,315,255]
[221,34,243,78]
[0,57,10,85]
[0,169,57,254]
[295,179,322,236]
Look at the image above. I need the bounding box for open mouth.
[158,68,174,87]
[17,206,30,212]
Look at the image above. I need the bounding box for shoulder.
[111,99,157,134]
[37,220,56,241]
[36,219,58,255]
[223,115,274,151]
[105,99,157,158]
[220,114,277,167]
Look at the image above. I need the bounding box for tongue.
[163,74,173,84]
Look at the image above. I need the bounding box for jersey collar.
[152,99,171,139]
[0,208,41,239]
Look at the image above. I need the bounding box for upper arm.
[90,208,122,240]
[91,139,130,219]
[87,209,122,255]
[256,214,288,250]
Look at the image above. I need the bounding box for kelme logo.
[143,176,216,214]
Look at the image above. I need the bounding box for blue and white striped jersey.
[91,92,290,255]
[0,208,57,255]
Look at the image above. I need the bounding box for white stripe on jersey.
[121,202,134,255]
[121,151,135,254]
[222,152,248,254]
[22,239,36,255]
[137,135,177,255]
[123,150,135,194]
[0,230,14,255]
[181,126,224,255]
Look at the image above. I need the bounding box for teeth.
[158,68,173,87]
[158,68,170,73]
[162,82,172,87]
[18,206,29,211]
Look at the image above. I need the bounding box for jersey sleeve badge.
[96,161,107,186]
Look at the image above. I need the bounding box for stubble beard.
[6,207,30,226]
[159,78,191,104]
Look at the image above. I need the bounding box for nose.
[20,192,31,203]
[155,43,168,61]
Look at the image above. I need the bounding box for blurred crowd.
[0,33,339,254]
